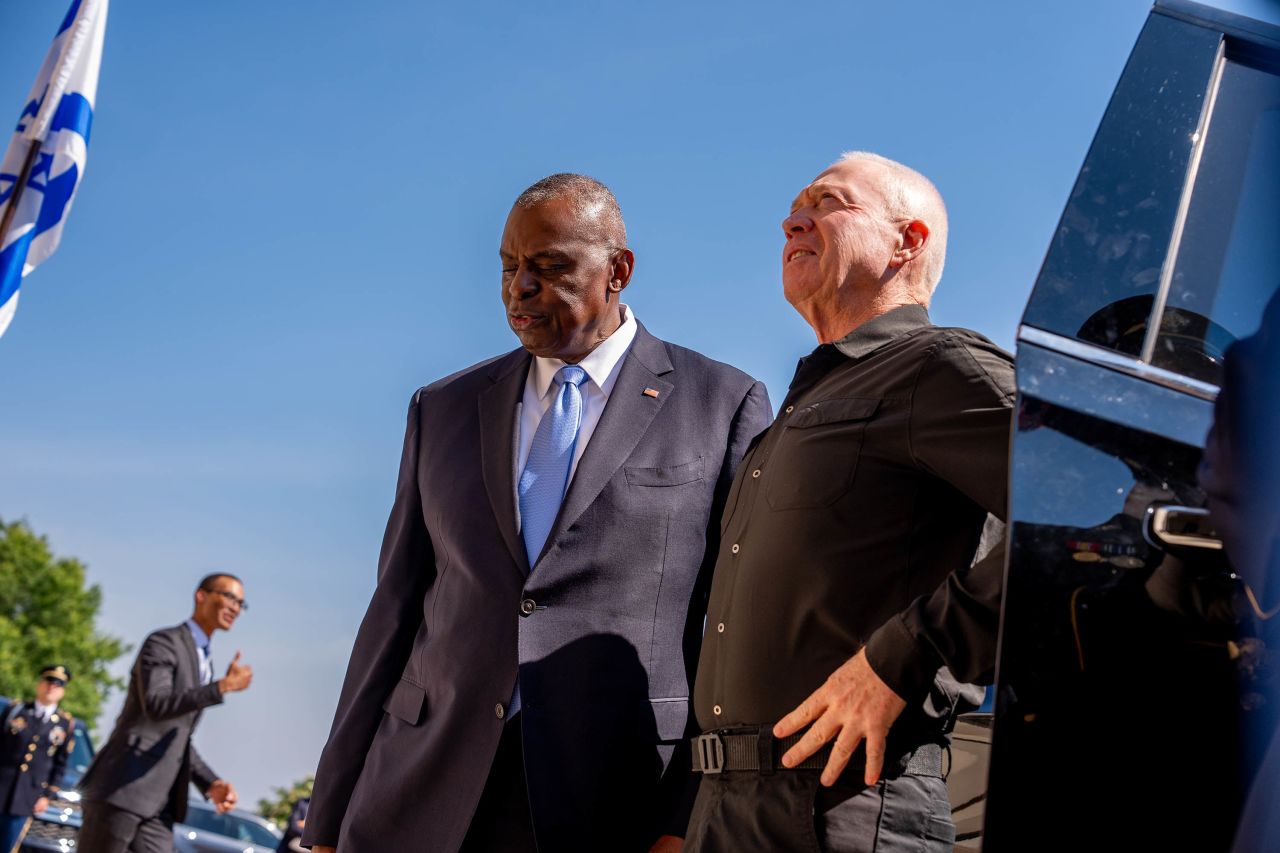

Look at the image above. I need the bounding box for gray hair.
[514,173,627,249]
[834,151,948,300]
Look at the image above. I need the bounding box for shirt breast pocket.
[766,397,880,510]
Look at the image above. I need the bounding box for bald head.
[514,173,627,252]
[832,152,949,300]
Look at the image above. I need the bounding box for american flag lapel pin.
[643,388,660,398]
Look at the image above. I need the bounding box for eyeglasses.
[202,588,249,612]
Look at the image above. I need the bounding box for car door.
[984,2,1280,851]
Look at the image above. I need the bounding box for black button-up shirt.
[694,305,1015,750]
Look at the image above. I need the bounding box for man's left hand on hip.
[772,648,908,787]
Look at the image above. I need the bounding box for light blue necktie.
[519,365,588,567]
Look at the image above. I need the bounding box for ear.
[608,248,635,293]
[889,220,929,269]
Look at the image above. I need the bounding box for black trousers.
[684,769,954,853]
[77,802,174,853]
[459,717,538,853]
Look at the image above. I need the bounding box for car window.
[1150,55,1280,384]
[179,808,279,848]
[230,815,280,847]
[178,807,231,836]
[68,721,93,776]
[1019,14,1223,355]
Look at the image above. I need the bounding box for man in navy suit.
[305,174,771,853]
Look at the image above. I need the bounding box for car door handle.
[1145,505,1223,550]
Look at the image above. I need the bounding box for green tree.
[0,518,129,730]
[257,774,313,829]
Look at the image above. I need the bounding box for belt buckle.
[696,732,725,774]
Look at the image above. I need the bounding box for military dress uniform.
[0,699,75,853]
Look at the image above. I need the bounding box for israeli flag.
[0,0,108,339]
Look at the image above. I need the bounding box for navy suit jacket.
[306,324,770,852]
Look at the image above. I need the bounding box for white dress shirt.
[185,619,214,685]
[515,303,638,532]
[33,701,56,721]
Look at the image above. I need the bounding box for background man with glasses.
[77,573,254,853]
[0,665,77,853]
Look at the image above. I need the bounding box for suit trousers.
[77,802,174,853]
[458,716,538,853]
[684,768,954,853]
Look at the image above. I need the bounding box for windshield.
[178,808,280,848]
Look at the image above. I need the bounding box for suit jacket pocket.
[649,697,690,743]
[624,457,704,487]
[383,679,427,725]
[766,397,880,510]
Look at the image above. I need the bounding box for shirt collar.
[832,303,932,361]
[530,304,638,399]
[185,618,211,651]
[34,701,56,718]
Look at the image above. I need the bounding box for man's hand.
[217,651,253,694]
[649,835,682,853]
[33,796,49,814]
[207,779,238,814]
[772,649,908,786]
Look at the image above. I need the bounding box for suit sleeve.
[188,743,219,795]
[305,389,437,848]
[864,338,1015,702]
[657,379,772,839]
[135,631,225,721]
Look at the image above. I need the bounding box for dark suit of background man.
[685,152,1014,852]
[77,574,254,853]
[305,173,771,853]
[1,665,76,853]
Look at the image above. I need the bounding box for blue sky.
[2,0,1274,808]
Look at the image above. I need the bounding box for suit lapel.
[479,349,533,575]
[536,324,674,564]
[176,623,200,687]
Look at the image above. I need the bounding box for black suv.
[982,1,1280,851]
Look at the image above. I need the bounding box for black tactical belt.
[692,726,943,778]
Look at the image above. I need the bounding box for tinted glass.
[1020,14,1221,353]
[1151,57,1280,384]
[232,816,280,847]
[68,721,93,776]
[178,807,228,835]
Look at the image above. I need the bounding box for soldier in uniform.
[0,665,75,853]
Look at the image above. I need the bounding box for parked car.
[982,1,1280,851]
[173,801,281,853]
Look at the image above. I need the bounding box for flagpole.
[0,139,42,248]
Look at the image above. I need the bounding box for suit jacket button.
[495,703,506,720]
[520,599,536,616]
[19,764,28,772]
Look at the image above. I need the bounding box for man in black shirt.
[685,152,1014,852]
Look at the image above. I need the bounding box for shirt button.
[519,598,536,616]
[716,622,725,633]
[785,405,795,413]
[713,705,722,716]
[731,544,740,554]
[751,469,761,479]
[494,703,506,720]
